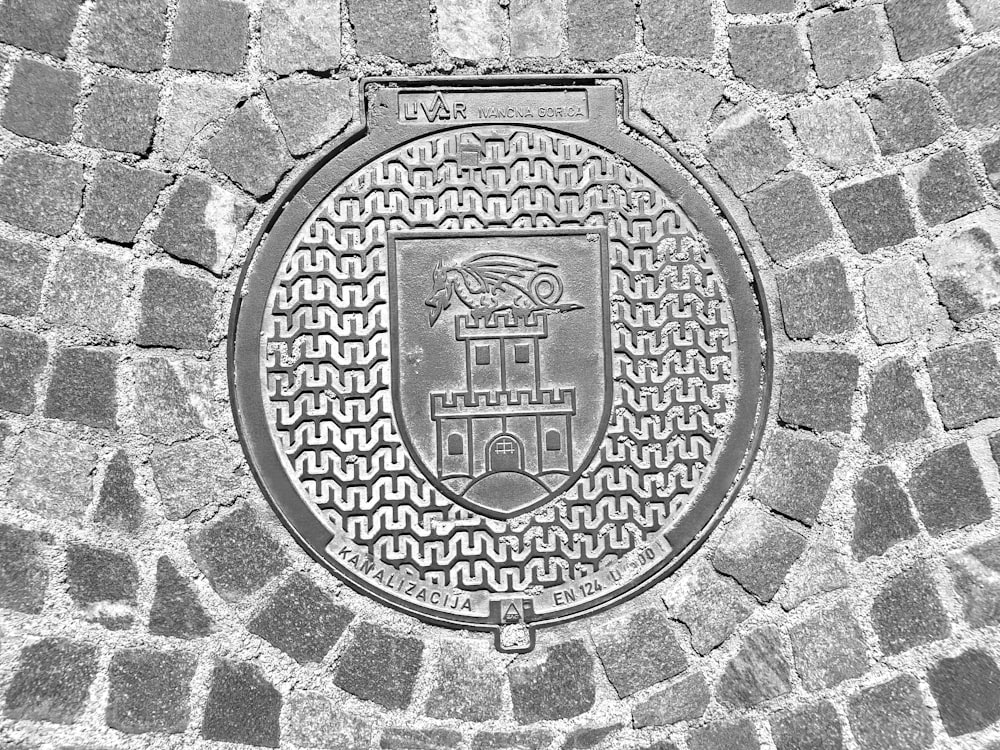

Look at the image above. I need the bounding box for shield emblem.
[387,227,612,519]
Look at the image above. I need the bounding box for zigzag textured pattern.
[263,128,737,593]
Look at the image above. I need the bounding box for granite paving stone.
[872,565,950,655]
[0,238,46,317]
[425,645,504,721]
[285,692,374,750]
[44,348,118,430]
[93,450,143,533]
[510,0,563,58]
[958,0,1000,30]
[792,98,876,169]
[567,0,633,60]
[642,68,724,143]
[778,535,851,610]
[714,507,806,602]
[205,101,292,198]
[852,465,919,560]
[688,718,759,750]
[753,430,839,526]
[437,0,503,59]
[249,574,353,663]
[132,357,211,443]
[188,505,287,601]
[265,77,352,156]
[886,0,960,61]
[592,607,687,697]
[778,350,859,432]
[0,150,84,236]
[509,640,596,722]
[847,675,934,750]
[106,648,196,734]
[380,727,463,750]
[261,0,340,74]
[831,175,916,253]
[0,0,80,58]
[745,172,833,260]
[928,649,1000,736]
[727,0,795,9]
[45,247,129,334]
[2,59,80,145]
[729,25,811,94]
[717,625,792,708]
[642,0,714,59]
[663,561,755,654]
[81,76,159,155]
[334,623,424,710]
[470,730,554,750]
[202,659,281,747]
[907,149,984,226]
[148,556,215,639]
[777,256,854,339]
[908,442,991,534]
[170,0,248,74]
[863,358,929,452]
[790,604,867,690]
[150,439,236,520]
[948,534,1000,627]
[925,213,1000,322]
[0,328,47,414]
[927,341,1000,429]
[632,671,710,728]
[936,48,1000,129]
[137,267,215,350]
[66,543,138,629]
[770,701,844,750]
[0,524,48,614]
[7,429,96,519]
[352,0,432,62]
[152,175,252,274]
[158,79,243,161]
[562,724,622,750]
[707,107,790,195]
[863,259,935,344]
[809,8,882,87]
[866,80,943,155]
[3,638,98,723]
[985,139,1000,191]
[83,161,170,244]
[87,0,167,71]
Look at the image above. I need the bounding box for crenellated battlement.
[431,387,575,418]
[454,311,549,340]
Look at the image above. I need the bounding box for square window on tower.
[514,344,530,363]
[475,345,491,365]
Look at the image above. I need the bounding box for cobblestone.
[714,507,806,602]
[202,659,281,747]
[437,0,503,60]
[908,442,991,534]
[777,256,854,339]
[847,675,934,750]
[984,139,1000,190]
[792,97,875,170]
[958,0,1000,30]
[790,604,867,690]
[809,8,882,87]
[641,0,713,59]
[471,730,554,750]
[425,646,504,721]
[66,542,138,630]
[7,429,95,519]
[285,692,373,750]
[928,649,1000,736]
[948,535,1000,627]
[0,0,80,58]
[0,328,47,414]
[779,535,851,610]
[0,150,84,236]
[509,640,595,722]
[863,259,935,344]
[707,108,791,196]
[0,238,46,317]
[853,465,919,560]
[83,161,170,245]
[642,68,724,143]
[0,524,48,614]
[928,342,1000,428]
[150,438,235,520]
[562,724,622,749]
[138,267,215,350]
[3,638,98,723]
[87,0,167,72]
[169,0,247,74]
[907,149,984,226]
[729,25,811,95]
[205,101,292,198]
[81,76,159,155]
[872,565,951,655]
[664,561,755,654]
[886,0,960,62]
[148,556,215,639]
[866,79,943,155]
[592,607,686,697]
[632,672,710,728]
[158,79,243,161]
[132,357,210,443]
[745,172,834,260]
[44,347,118,430]
[753,430,839,526]
[925,211,1000,322]
[770,701,844,750]
[3,59,80,145]
[334,623,423,710]
[266,77,352,157]
[352,0,431,62]
[778,350,859,432]
[863,358,929,452]
[380,727,462,750]
[106,648,196,734]
[510,0,562,58]
[45,247,128,334]
[688,718,759,750]
[717,625,793,708]
[935,48,1000,129]
[93,450,143,533]
[832,175,917,253]
[567,0,633,61]
[261,0,340,74]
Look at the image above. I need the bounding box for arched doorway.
[486,434,523,472]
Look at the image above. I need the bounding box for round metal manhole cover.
[230,77,771,651]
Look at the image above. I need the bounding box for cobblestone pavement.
[0,0,999,749]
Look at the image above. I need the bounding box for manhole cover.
[230,76,771,651]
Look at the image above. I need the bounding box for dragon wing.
[461,253,556,292]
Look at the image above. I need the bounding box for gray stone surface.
[908,442,991,535]
[771,701,844,750]
[87,0,166,71]
[592,607,687,697]
[510,0,562,58]
[334,623,424,710]
[3,59,80,145]
[83,161,170,244]
[948,535,1000,627]
[285,691,373,750]
[169,0,247,74]
[0,238,46,317]
[0,328,47,414]
[717,625,792,708]
[777,256,854,339]
[352,0,432,62]
[7,429,96,519]
[853,465,919,560]
[248,574,353,663]
[205,101,292,198]
[809,8,882,87]
[266,77,352,156]
[936,48,1000,129]
[663,561,755,654]
[138,267,215,350]
[867,80,943,155]
[563,724,622,750]
[872,565,951,655]
[958,0,1000,30]
[928,649,1000,736]
[437,0,503,59]
[729,25,811,94]
[778,535,851,611]
[927,341,1000,429]
[754,430,839,526]
[148,556,215,639]
[150,438,236,520]
[188,505,287,601]
[261,0,340,74]
[106,648,195,734]
[0,150,84,235]
[907,149,983,226]
[727,0,795,9]
[425,646,504,721]
[643,69,724,144]
[642,0,713,58]
[132,357,211,443]
[831,175,916,253]
[863,259,936,344]
[863,358,929,452]
[94,450,143,534]
[714,508,806,602]
[66,543,138,630]
[3,638,98,723]
[380,727,463,750]
[471,730,554,750]
[45,246,129,334]
[886,0,960,61]
[707,108,791,195]
[202,659,281,748]
[0,0,80,58]
[778,350,859,432]
[689,718,759,750]
[81,76,159,155]
[925,212,1000,322]
[567,0,633,60]
[158,78,243,161]
[44,347,118,430]
[847,675,934,750]
[745,172,833,260]
[0,524,48,614]
[984,139,1000,190]
[632,672,709,728]
[152,175,251,274]
[790,604,867,690]
[509,641,595,722]
[792,98,876,169]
